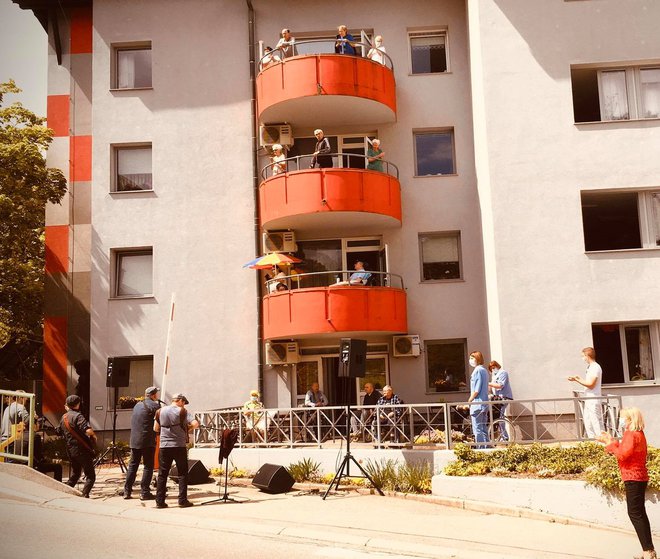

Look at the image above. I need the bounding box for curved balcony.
[260,154,401,231]
[263,271,407,340]
[257,40,396,127]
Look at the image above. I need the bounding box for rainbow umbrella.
[243,253,302,270]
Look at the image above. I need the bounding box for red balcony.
[260,157,401,232]
[257,42,396,127]
[262,272,407,340]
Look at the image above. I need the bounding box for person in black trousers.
[310,129,333,168]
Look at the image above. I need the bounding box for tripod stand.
[94,387,126,472]
[323,400,383,499]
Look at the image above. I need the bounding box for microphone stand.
[199,425,247,505]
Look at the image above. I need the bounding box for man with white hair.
[367,139,385,172]
[276,28,296,58]
[374,385,404,444]
[310,129,333,168]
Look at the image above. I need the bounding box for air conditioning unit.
[265,342,299,365]
[264,231,296,253]
[392,335,421,357]
[260,124,294,149]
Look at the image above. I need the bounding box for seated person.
[304,382,328,407]
[374,385,404,443]
[351,382,382,440]
[349,261,371,285]
[261,46,281,69]
[335,25,356,55]
[266,268,287,293]
[275,282,288,292]
[242,390,266,442]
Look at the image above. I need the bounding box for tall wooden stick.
[160,293,176,398]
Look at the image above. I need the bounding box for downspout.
[246,0,265,398]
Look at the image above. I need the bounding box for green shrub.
[363,458,432,493]
[286,458,321,482]
[363,458,398,491]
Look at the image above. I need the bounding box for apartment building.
[18,0,659,438]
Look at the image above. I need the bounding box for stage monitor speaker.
[106,357,130,388]
[169,459,211,485]
[337,338,367,378]
[252,463,295,494]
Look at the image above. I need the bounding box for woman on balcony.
[367,139,385,172]
[271,144,286,176]
[335,25,356,55]
[367,35,387,65]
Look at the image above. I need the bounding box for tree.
[0,80,67,358]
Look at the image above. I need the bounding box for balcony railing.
[193,395,622,450]
[261,152,399,180]
[265,270,404,292]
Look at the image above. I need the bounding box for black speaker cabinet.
[106,357,130,388]
[337,338,367,378]
[169,459,211,485]
[252,463,295,494]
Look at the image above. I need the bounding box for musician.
[123,386,161,500]
[56,395,97,498]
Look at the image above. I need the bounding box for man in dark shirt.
[56,394,97,497]
[123,386,161,500]
[352,382,382,441]
[310,129,333,168]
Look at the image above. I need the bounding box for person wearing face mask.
[567,346,603,439]
[488,361,514,441]
[467,351,490,448]
[242,390,266,443]
[599,408,656,559]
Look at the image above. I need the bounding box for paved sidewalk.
[0,463,646,559]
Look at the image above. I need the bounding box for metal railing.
[261,152,399,180]
[0,389,36,466]
[265,270,405,292]
[193,394,622,450]
[259,38,394,72]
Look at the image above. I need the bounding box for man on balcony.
[335,25,356,55]
[310,129,333,168]
[276,28,296,59]
[349,261,371,285]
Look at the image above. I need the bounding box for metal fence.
[261,153,400,180]
[265,270,405,292]
[0,389,36,466]
[193,394,622,450]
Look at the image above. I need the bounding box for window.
[419,232,461,281]
[571,64,660,122]
[118,357,154,399]
[409,31,448,74]
[592,323,659,384]
[426,339,468,392]
[114,145,152,191]
[414,130,455,176]
[581,190,660,251]
[113,249,153,298]
[114,45,152,89]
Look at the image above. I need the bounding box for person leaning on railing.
[335,25,357,55]
[276,28,296,58]
[366,139,385,172]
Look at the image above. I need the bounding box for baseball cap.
[66,395,81,407]
[250,389,259,397]
[172,393,189,405]
[145,386,160,396]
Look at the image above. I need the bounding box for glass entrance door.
[294,357,322,407]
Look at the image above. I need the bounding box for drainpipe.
[246,0,265,399]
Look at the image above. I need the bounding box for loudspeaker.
[252,463,295,494]
[106,357,130,388]
[337,338,367,378]
[169,459,211,485]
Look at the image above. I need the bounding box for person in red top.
[599,407,656,559]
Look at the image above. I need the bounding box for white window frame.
[111,248,154,299]
[596,65,660,121]
[597,322,660,385]
[408,29,450,75]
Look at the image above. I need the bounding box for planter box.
[432,474,660,533]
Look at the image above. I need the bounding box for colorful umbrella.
[243,253,302,270]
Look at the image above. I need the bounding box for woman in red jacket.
[600,407,656,559]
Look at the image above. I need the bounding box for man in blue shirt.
[335,25,356,55]
[123,386,161,500]
[349,261,371,285]
[488,361,514,441]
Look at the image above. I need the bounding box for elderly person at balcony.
[366,35,387,65]
[261,46,281,70]
[310,129,333,169]
[374,385,404,444]
[242,390,266,443]
[366,139,385,172]
[488,360,513,442]
[335,25,357,55]
[351,382,382,441]
[349,261,371,285]
[271,143,286,176]
[304,382,328,407]
[276,28,296,59]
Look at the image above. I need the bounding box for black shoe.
[123,493,132,500]
[140,493,156,501]
[179,500,194,508]
[155,502,168,509]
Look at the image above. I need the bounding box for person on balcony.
[349,261,371,285]
[271,143,286,176]
[367,139,385,172]
[304,382,328,407]
[276,28,296,59]
[310,129,333,168]
[367,35,387,65]
[335,25,356,55]
[261,46,281,69]
[242,390,266,443]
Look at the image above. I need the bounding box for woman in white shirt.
[367,35,387,65]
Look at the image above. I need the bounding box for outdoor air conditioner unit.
[265,342,300,365]
[264,231,296,253]
[392,335,421,357]
[260,124,294,149]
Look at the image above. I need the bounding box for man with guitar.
[56,395,97,498]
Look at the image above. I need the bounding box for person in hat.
[242,390,266,443]
[123,386,161,500]
[56,394,97,497]
[153,393,199,508]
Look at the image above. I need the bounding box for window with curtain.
[640,68,660,118]
[414,130,455,176]
[116,47,152,89]
[116,146,152,191]
[115,249,153,297]
[652,193,660,247]
[599,70,629,120]
[593,323,658,384]
[419,232,461,281]
[409,32,447,74]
